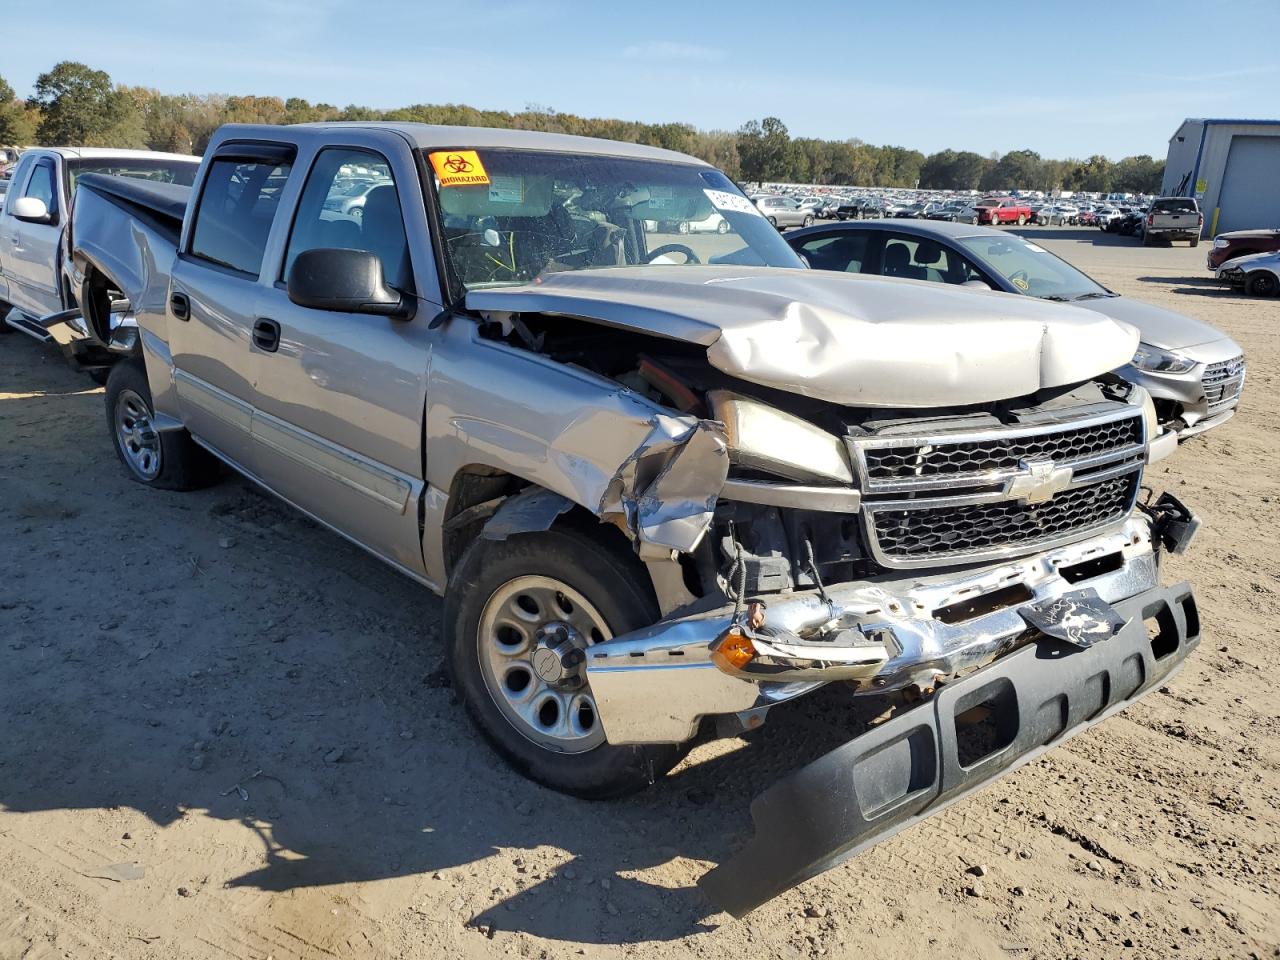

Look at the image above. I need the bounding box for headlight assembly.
[1131,343,1195,375]
[1213,238,1229,249]
[709,391,852,485]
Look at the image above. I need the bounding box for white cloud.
[622,41,726,63]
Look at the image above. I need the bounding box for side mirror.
[12,196,52,224]
[962,279,992,290]
[286,248,414,319]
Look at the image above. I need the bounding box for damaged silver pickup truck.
[57,123,1203,916]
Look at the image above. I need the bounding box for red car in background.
[1207,228,1280,269]
[976,197,1033,225]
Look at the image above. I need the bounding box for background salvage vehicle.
[753,194,812,228]
[59,122,1203,916]
[1217,250,1280,297]
[786,219,1245,439]
[1206,227,1280,270]
[0,147,199,346]
[1143,196,1202,247]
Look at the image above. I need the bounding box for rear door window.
[190,150,294,277]
[283,148,412,292]
[796,232,869,273]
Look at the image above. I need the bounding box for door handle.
[170,291,190,321]
[252,317,281,352]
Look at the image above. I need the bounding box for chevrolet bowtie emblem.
[1006,456,1074,504]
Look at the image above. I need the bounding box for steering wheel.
[1009,269,1032,291]
[644,243,701,265]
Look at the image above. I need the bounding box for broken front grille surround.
[848,404,1147,569]
[1201,354,1245,411]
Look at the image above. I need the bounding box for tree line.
[0,61,1164,194]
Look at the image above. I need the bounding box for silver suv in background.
[754,194,813,229]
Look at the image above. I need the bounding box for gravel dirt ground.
[1,228,1277,960]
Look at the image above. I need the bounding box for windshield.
[955,233,1108,300]
[67,157,198,191]
[424,148,804,293]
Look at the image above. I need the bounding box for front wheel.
[802,214,814,227]
[767,216,778,229]
[445,525,687,798]
[1245,271,1278,297]
[1189,238,1199,248]
[105,360,220,490]
[1016,214,1027,226]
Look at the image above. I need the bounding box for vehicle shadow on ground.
[1011,225,1141,248]
[0,335,887,945]
[1134,275,1240,299]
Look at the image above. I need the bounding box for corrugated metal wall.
[1161,121,1202,197]
[1169,121,1280,236]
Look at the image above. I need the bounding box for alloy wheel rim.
[115,389,162,480]
[477,575,611,753]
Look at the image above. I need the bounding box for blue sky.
[9,0,1279,159]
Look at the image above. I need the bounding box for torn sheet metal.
[483,487,575,540]
[466,266,1139,409]
[597,415,728,554]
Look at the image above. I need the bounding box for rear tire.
[802,214,814,227]
[1189,238,1199,248]
[1016,214,1026,226]
[445,525,687,799]
[0,299,13,334]
[105,360,220,490]
[767,216,778,229]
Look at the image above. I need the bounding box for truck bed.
[74,174,191,246]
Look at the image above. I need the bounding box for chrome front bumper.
[586,516,1161,745]
[700,581,1199,916]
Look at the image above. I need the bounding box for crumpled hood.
[1085,294,1237,351]
[466,266,1139,408]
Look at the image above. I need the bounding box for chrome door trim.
[174,369,253,432]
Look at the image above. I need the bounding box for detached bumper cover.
[699,582,1199,917]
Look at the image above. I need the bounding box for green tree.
[31,61,122,145]
[736,117,793,182]
[0,74,37,145]
[981,149,1046,191]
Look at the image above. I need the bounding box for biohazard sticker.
[429,151,490,187]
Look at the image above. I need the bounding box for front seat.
[360,185,411,291]
[912,241,947,283]
[882,242,926,281]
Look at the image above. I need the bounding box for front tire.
[105,360,220,490]
[1016,214,1027,226]
[445,525,686,798]
[1245,272,1278,297]
[802,214,814,227]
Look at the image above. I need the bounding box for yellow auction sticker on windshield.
[429,151,490,187]
[1012,277,1030,290]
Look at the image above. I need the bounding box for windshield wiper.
[1070,291,1117,301]
[1042,295,1070,301]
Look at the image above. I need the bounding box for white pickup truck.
[0,147,198,347]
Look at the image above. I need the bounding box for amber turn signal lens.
[711,625,756,672]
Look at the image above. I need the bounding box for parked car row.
[0,127,1229,916]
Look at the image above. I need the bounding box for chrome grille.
[1202,355,1245,410]
[862,416,1143,482]
[849,405,1146,568]
[872,475,1137,563]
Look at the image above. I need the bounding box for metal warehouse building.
[1162,119,1280,238]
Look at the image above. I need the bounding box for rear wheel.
[1189,238,1199,248]
[1016,214,1027,226]
[767,216,778,229]
[105,360,220,490]
[1245,271,1278,297]
[802,214,814,228]
[445,525,687,798]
